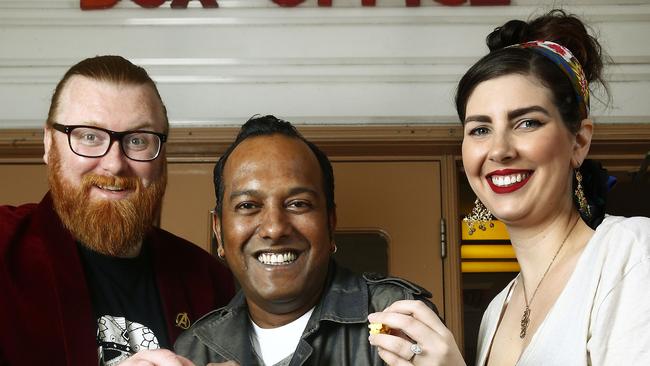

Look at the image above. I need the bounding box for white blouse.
[476,216,650,366]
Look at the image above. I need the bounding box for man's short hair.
[213,115,335,218]
[46,55,169,133]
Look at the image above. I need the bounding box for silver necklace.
[519,217,580,339]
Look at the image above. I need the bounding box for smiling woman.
[456,11,650,366]
[462,73,583,227]
[367,9,650,366]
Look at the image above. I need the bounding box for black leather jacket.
[175,261,436,366]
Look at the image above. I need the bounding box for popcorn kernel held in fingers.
[368,322,390,335]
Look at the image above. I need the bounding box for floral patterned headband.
[513,40,590,119]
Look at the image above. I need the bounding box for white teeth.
[257,252,297,266]
[99,185,124,191]
[491,173,529,187]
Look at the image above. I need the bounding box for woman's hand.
[368,300,466,366]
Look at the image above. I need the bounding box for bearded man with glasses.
[0,55,234,366]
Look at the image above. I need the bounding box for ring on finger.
[410,343,423,356]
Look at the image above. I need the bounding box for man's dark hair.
[213,115,335,219]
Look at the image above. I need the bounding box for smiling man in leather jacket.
[173,115,437,366]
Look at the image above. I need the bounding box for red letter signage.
[81,0,507,10]
[80,0,118,9]
[271,0,306,6]
[171,0,218,7]
[133,0,166,7]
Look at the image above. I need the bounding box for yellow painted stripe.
[461,261,520,273]
[461,245,516,259]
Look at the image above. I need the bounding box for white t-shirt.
[476,215,650,366]
[250,308,314,366]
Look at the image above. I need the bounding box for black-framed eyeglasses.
[52,123,168,162]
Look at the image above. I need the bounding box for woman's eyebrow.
[464,105,551,124]
[464,115,491,124]
[507,105,550,120]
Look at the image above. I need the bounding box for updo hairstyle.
[455,9,606,133]
[455,9,610,228]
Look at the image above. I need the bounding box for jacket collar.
[305,261,369,331]
[192,261,369,362]
[194,291,256,364]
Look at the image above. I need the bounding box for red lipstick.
[486,169,533,194]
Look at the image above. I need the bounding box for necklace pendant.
[520,306,531,339]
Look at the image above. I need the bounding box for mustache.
[82,174,140,192]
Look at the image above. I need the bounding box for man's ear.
[212,211,225,258]
[572,118,593,168]
[43,127,52,165]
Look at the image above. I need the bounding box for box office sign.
[80,0,510,10]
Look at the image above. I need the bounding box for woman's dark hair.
[455,9,606,133]
[456,9,609,227]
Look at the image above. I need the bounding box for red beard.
[48,143,167,257]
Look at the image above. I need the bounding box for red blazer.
[0,193,235,366]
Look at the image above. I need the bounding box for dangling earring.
[464,198,494,235]
[217,247,225,260]
[574,170,591,218]
[331,243,338,254]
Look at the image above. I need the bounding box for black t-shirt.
[78,242,170,365]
